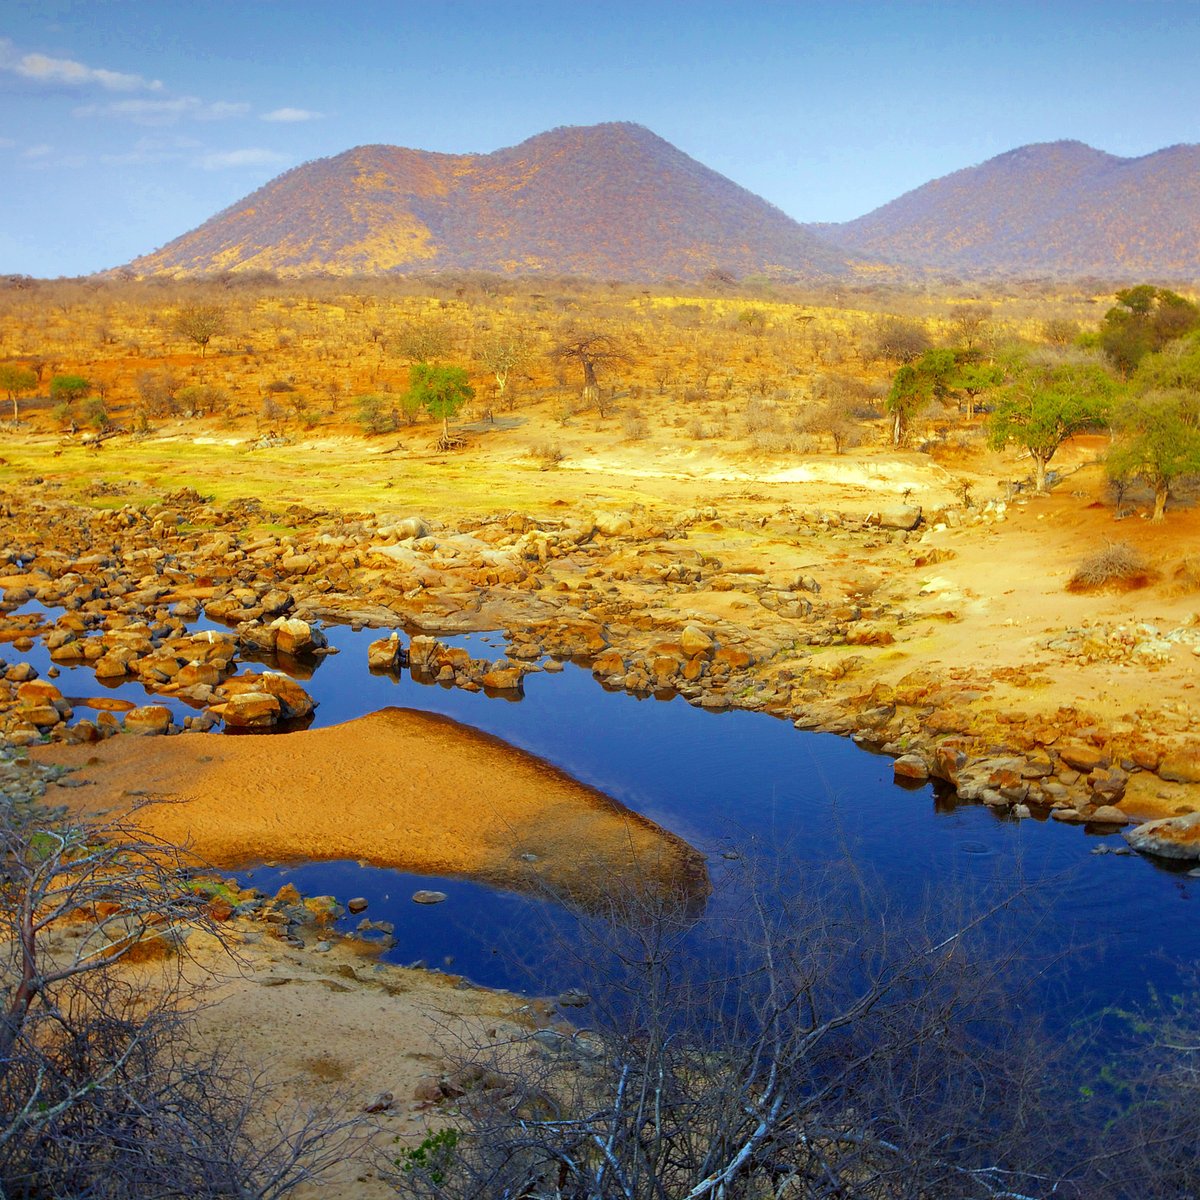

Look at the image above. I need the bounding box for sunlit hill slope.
[128,123,853,282]
[817,140,1200,279]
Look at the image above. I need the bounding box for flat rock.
[122,705,173,735]
[412,890,448,905]
[1124,810,1200,860]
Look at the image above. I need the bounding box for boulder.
[257,672,316,719]
[122,705,173,736]
[1058,742,1108,772]
[1157,749,1200,785]
[1124,811,1200,860]
[893,753,929,781]
[367,634,404,671]
[876,505,922,531]
[1088,805,1130,825]
[219,692,281,728]
[412,890,447,905]
[480,665,524,691]
[272,617,325,657]
[680,625,713,658]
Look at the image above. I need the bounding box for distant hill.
[817,140,1200,279]
[128,123,853,282]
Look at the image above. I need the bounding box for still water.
[12,609,1197,1005]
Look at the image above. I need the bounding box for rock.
[680,625,714,658]
[594,511,633,536]
[219,691,281,728]
[893,753,929,781]
[1158,749,1200,784]
[362,1091,394,1114]
[876,505,922,531]
[413,1077,444,1104]
[412,890,447,905]
[237,622,278,653]
[391,516,429,540]
[258,672,316,719]
[272,617,326,657]
[122,705,173,735]
[347,897,368,914]
[480,665,524,691]
[845,623,895,646]
[1088,805,1130,825]
[1124,811,1200,860]
[367,634,404,671]
[1058,743,1108,772]
[557,989,591,1008]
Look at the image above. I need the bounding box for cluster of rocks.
[1,486,1197,860]
[1046,621,1200,668]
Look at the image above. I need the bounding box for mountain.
[128,123,853,282]
[818,140,1200,279]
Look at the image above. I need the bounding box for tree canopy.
[988,356,1118,493]
[404,363,474,441]
[0,364,37,419]
[1099,286,1200,375]
[1107,337,1200,519]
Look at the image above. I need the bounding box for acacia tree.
[1099,285,1200,376]
[885,349,957,446]
[1107,339,1200,520]
[988,356,1118,493]
[0,364,36,419]
[405,362,475,446]
[173,303,227,357]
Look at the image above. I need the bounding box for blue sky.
[2,0,1198,277]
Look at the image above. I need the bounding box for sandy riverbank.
[34,706,707,904]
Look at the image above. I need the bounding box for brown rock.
[367,635,404,670]
[218,692,281,728]
[122,705,173,736]
[680,625,713,658]
[893,753,929,781]
[1088,805,1130,825]
[480,666,524,691]
[1158,749,1200,784]
[1058,743,1108,772]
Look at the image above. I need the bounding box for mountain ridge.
[128,122,853,282]
[126,125,1200,283]
[818,139,1200,279]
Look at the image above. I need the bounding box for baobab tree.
[551,328,630,415]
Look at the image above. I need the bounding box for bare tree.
[551,329,631,414]
[173,303,227,357]
[477,331,535,411]
[387,858,1100,1200]
[0,800,358,1197]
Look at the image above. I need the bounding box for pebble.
[347,897,368,914]
[412,890,448,905]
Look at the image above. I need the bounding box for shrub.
[355,393,399,435]
[1067,540,1153,592]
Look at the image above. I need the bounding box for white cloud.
[73,96,250,124]
[200,147,288,170]
[262,107,323,123]
[0,38,162,91]
[100,135,201,166]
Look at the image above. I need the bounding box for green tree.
[404,363,474,442]
[988,357,1118,493]
[1099,286,1200,376]
[0,364,37,419]
[953,360,1004,419]
[49,373,90,403]
[1107,339,1200,520]
[885,349,957,446]
[172,303,226,357]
